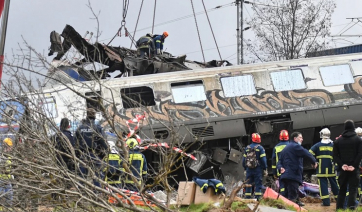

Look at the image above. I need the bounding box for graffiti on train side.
[345,76,362,98]
[104,88,335,127]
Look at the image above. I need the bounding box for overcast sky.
[3,0,362,81]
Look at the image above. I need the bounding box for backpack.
[245,145,260,169]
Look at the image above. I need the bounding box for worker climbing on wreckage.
[136,33,155,58]
[309,128,339,207]
[272,129,290,196]
[242,133,268,200]
[153,31,168,55]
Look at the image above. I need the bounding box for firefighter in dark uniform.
[104,140,124,188]
[136,33,155,58]
[124,138,148,191]
[309,128,339,206]
[272,129,289,195]
[242,133,268,200]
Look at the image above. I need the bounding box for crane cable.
[130,0,144,49]
[107,0,134,46]
[201,0,222,61]
[152,0,157,34]
[190,0,206,64]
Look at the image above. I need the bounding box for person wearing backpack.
[242,133,268,200]
[272,130,290,196]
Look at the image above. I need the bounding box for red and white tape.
[140,142,197,161]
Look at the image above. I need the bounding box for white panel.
[319,64,354,86]
[221,75,256,97]
[270,69,306,91]
[172,84,206,103]
[40,97,58,118]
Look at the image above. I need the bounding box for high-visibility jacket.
[0,156,11,180]
[272,141,289,176]
[125,149,147,185]
[309,141,335,177]
[192,177,225,194]
[104,153,124,184]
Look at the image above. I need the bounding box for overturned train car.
[38,53,362,185]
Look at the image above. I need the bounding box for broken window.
[38,97,58,118]
[121,86,156,109]
[319,64,354,86]
[171,80,206,103]
[220,75,256,97]
[270,69,306,91]
[85,91,102,111]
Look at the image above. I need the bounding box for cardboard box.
[194,186,223,204]
[177,181,196,205]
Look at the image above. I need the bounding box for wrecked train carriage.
[42,52,362,184]
[48,25,229,79]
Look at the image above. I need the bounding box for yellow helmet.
[3,138,13,147]
[126,138,138,149]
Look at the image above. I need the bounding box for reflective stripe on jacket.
[104,153,124,184]
[125,149,147,185]
[272,141,289,176]
[309,141,335,177]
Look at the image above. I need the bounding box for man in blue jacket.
[277,131,317,206]
[272,129,290,195]
[153,31,169,55]
[242,133,268,200]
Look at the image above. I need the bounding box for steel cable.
[201,0,222,61]
[190,0,206,64]
[152,0,157,34]
[130,0,144,49]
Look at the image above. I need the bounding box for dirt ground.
[303,203,336,212]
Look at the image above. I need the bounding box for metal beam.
[236,0,243,65]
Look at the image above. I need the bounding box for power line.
[201,0,222,60]
[99,2,234,42]
[182,43,236,55]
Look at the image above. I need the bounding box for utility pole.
[236,0,243,65]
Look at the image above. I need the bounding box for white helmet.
[356,127,362,136]
[319,128,331,139]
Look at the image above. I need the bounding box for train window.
[85,91,102,111]
[220,75,256,97]
[171,80,206,103]
[120,86,156,109]
[319,64,354,86]
[270,69,306,91]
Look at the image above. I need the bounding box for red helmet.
[251,133,261,143]
[279,130,289,141]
